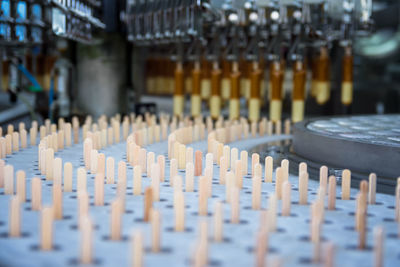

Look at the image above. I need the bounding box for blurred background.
[0,0,399,128]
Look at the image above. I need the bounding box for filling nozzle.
[341,46,353,106]
[248,61,262,123]
[200,59,211,100]
[210,61,222,119]
[314,46,330,105]
[240,60,251,100]
[221,60,231,102]
[269,60,284,122]
[173,61,185,117]
[229,61,241,120]
[191,61,202,118]
[291,60,306,123]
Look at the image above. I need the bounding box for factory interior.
[0,0,400,266]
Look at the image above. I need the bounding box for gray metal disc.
[292,115,400,181]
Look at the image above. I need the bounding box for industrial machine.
[125,0,374,122]
[2,0,399,124]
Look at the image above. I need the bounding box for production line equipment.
[125,0,373,122]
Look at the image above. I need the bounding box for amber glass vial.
[210,62,222,119]
[269,61,284,122]
[248,62,262,122]
[315,47,330,105]
[200,59,211,100]
[173,62,185,117]
[229,62,241,120]
[341,46,353,106]
[292,61,306,122]
[191,62,202,117]
[221,60,231,101]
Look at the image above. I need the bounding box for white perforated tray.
[0,132,398,267]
